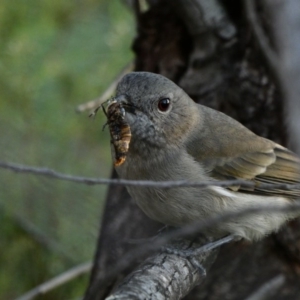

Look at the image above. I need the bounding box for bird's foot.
[163,235,236,275]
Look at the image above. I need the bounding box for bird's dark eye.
[158,98,170,112]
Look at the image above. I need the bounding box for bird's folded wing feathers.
[208,144,300,197]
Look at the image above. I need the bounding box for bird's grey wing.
[206,144,300,198]
[185,104,300,197]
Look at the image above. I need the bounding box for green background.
[0,0,134,298]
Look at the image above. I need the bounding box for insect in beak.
[103,96,132,167]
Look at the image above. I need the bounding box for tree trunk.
[84,1,300,299]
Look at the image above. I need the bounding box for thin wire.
[1,161,300,190]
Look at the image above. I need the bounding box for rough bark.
[106,238,218,300]
[84,0,300,299]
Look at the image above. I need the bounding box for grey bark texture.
[84,0,300,299]
[265,0,300,155]
[106,238,217,300]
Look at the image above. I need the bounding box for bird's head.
[113,72,199,155]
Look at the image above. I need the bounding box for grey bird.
[107,71,300,241]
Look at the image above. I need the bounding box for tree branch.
[244,0,281,88]
[244,274,285,300]
[264,0,300,155]
[16,262,92,300]
[106,237,218,300]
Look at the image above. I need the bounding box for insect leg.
[101,103,108,117]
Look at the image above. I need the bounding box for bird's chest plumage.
[115,148,214,225]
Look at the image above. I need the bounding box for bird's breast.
[115,148,216,225]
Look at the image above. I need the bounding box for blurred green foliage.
[0,0,134,298]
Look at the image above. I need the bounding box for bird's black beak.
[115,94,136,114]
[114,94,128,105]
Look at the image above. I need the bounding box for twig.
[1,161,300,190]
[244,274,285,300]
[87,203,300,297]
[15,262,92,300]
[76,61,134,113]
[244,0,281,87]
